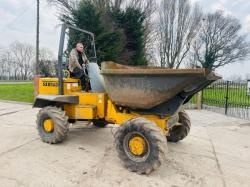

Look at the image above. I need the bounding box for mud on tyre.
[36,106,69,144]
[167,110,191,142]
[114,117,167,174]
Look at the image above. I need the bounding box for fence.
[185,81,250,120]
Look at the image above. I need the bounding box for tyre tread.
[36,106,69,144]
[115,117,167,174]
[167,110,191,142]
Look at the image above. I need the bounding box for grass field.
[203,87,250,107]
[0,84,34,103]
[0,82,249,108]
[189,86,250,108]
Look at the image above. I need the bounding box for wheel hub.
[43,119,54,133]
[128,136,146,156]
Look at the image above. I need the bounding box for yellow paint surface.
[43,119,54,133]
[129,136,146,156]
[38,78,169,134]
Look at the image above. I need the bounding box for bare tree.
[0,51,20,80]
[0,54,6,80]
[156,0,202,68]
[10,41,35,80]
[192,11,250,70]
[131,0,157,63]
[39,48,56,76]
[48,0,112,16]
[4,51,14,80]
[47,0,79,13]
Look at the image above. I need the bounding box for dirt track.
[0,101,250,187]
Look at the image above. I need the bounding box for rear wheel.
[167,111,191,142]
[36,106,69,144]
[115,117,167,174]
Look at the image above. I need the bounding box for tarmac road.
[0,101,250,187]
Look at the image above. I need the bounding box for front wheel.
[115,117,167,174]
[36,106,69,144]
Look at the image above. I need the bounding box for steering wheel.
[63,70,70,78]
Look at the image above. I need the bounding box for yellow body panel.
[39,78,81,95]
[64,92,106,119]
[105,100,169,135]
[38,77,169,134]
[77,92,107,119]
[64,104,96,119]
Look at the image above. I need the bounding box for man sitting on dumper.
[69,42,90,91]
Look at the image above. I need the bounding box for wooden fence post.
[34,75,41,98]
[197,91,202,110]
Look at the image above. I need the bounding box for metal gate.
[202,81,250,120]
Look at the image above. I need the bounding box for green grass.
[0,80,32,82]
[189,94,197,103]
[0,84,34,103]
[203,87,250,107]
[0,82,249,108]
[187,83,250,108]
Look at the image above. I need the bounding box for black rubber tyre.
[36,106,69,144]
[92,119,108,128]
[115,117,167,175]
[167,111,191,142]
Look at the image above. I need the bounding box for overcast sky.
[0,0,249,80]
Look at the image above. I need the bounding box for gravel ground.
[0,101,249,187]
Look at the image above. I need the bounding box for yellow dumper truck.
[33,24,220,174]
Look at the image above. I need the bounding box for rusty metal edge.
[101,62,212,76]
[101,69,210,76]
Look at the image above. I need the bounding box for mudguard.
[33,94,79,108]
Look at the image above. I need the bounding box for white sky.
[0,0,249,80]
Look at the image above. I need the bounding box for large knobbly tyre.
[114,117,167,175]
[167,110,191,142]
[36,106,69,144]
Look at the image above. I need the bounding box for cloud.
[0,0,60,57]
[39,2,61,55]
[243,14,250,33]
[230,0,250,6]
[210,3,233,16]
[0,9,15,25]
[190,0,200,4]
[218,0,229,4]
